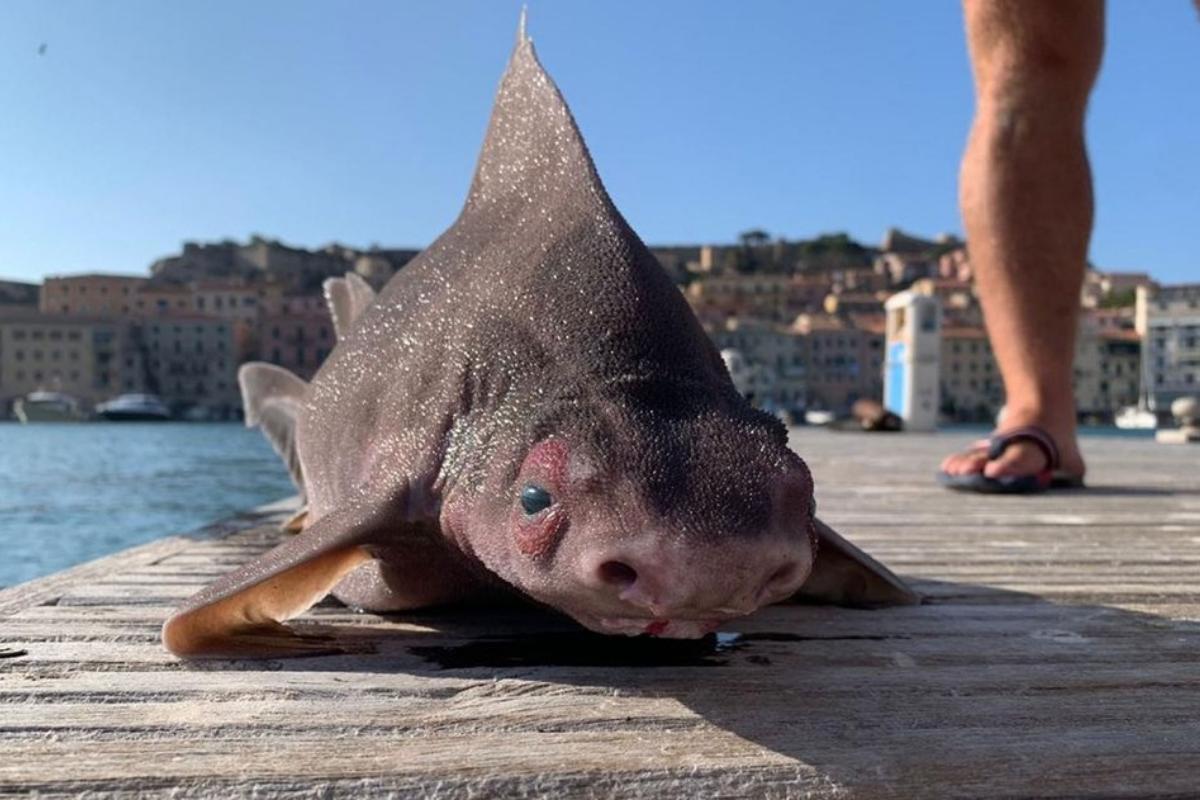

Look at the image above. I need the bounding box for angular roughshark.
[163,15,917,658]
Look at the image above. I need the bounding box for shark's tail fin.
[239,363,309,496]
[323,272,377,340]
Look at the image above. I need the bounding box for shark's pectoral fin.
[282,507,308,534]
[239,363,308,493]
[163,506,382,659]
[323,272,377,340]
[792,518,921,608]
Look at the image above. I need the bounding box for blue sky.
[1,1,1197,284]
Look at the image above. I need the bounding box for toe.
[941,447,989,476]
[982,441,1048,480]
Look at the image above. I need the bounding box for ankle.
[998,402,1077,435]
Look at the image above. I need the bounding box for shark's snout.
[583,545,809,618]
[570,502,815,637]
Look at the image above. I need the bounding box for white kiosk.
[883,291,941,432]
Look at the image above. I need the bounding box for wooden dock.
[2,430,1198,798]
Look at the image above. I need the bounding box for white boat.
[804,409,835,426]
[1115,404,1157,430]
[95,393,171,422]
[13,391,84,423]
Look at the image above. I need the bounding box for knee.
[981,44,1098,111]
[967,2,1103,120]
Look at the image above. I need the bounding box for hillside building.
[1136,283,1200,411]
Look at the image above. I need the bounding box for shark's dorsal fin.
[239,363,308,494]
[323,272,377,340]
[462,13,614,225]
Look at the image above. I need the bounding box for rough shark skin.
[162,19,917,658]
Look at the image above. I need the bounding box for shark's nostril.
[762,561,802,598]
[769,563,798,584]
[598,560,638,589]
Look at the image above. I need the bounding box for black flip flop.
[938,425,1085,494]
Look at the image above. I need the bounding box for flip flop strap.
[987,426,1060,472]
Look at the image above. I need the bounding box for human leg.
[942,0,1104,483]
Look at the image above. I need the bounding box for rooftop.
[43,273,148,282]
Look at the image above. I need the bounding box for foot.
[940,418,1086,482]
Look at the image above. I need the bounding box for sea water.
[0,423,293,588]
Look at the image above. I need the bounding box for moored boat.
[13,391,85,423]
[804,409,835,426]
[1115,404,1157,430]
[95,393,172,422]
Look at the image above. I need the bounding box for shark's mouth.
[573,612,738,640]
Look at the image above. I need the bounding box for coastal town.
[0,229,1195,426]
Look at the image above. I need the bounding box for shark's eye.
[520,484,553,515]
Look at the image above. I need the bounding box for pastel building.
[136,316,242,417]
[1136,284,1200,410]
[40,274,148,316]
[0,309,145,410]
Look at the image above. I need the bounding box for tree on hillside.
[738,229,771,249]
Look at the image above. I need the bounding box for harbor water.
[0,423,293,588]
